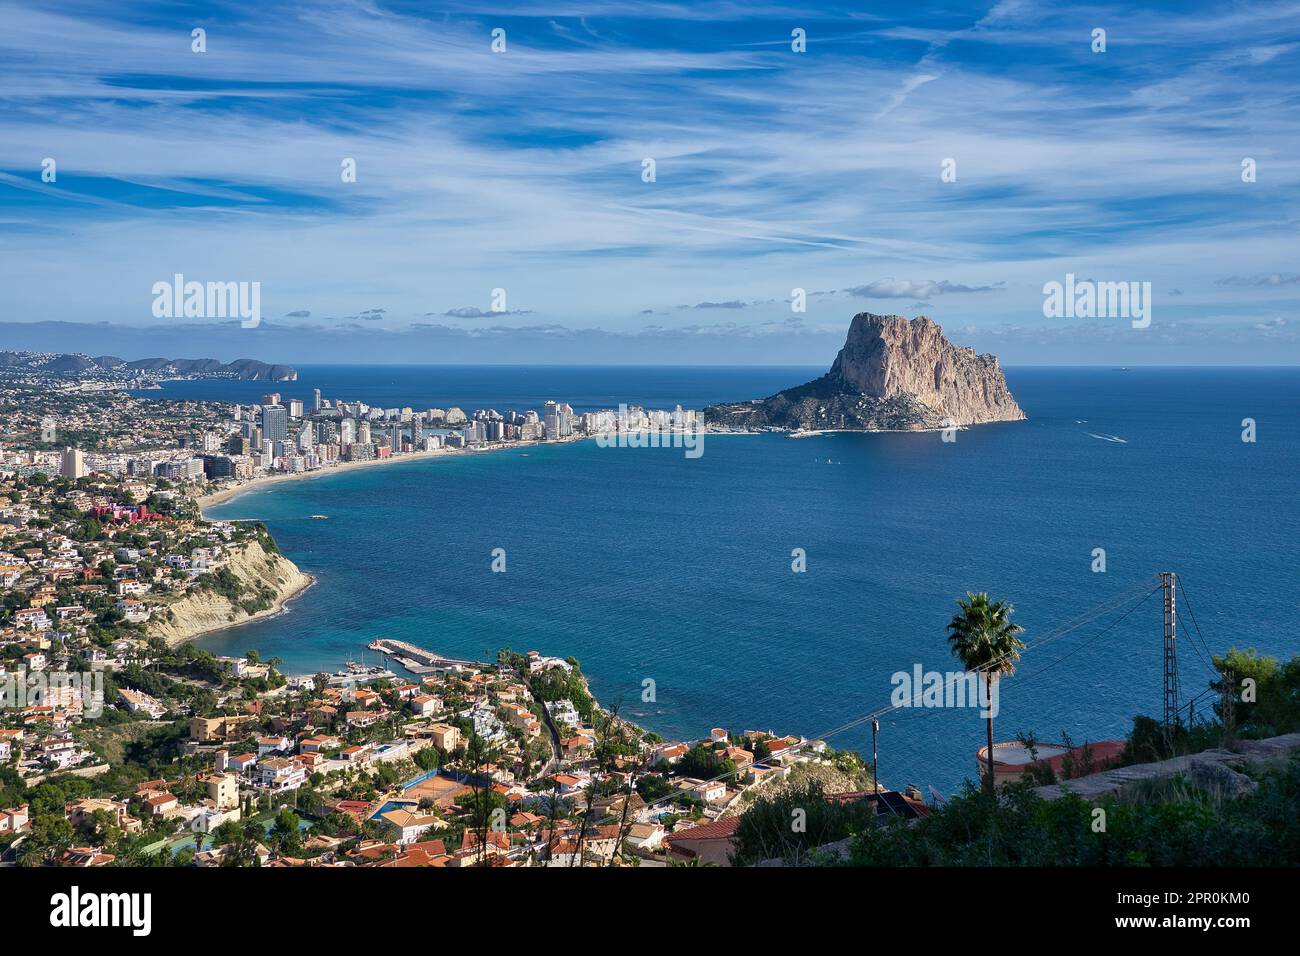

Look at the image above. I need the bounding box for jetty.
[368,638,482,674]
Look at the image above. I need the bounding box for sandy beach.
[195,428,744,516]
[195,438,574,517]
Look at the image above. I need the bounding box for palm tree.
[946,592,1025,794]
[457,732,500,866]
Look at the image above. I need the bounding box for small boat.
[310,514,329,520]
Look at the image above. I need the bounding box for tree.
[456,732,500,866]
[222,820,268,867]
[731,778,877,865]
[612,727,653,864]
[272,808,301,853]
[19,815,75,866]
[676,744,736,783]
[211,818,243,847]
[1212,647,1300,738]
[413,746,440,773]
[574,703,632,866]
[946,592,1025,794]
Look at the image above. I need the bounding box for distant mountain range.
[0,351,297,381]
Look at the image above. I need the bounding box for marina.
[367,638,484,675]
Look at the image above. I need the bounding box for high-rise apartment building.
[543,401,559,440]
[261,405,288,446]
[60,447,85,480]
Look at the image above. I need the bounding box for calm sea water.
[138,364,808,415]
[188,366,1300,793]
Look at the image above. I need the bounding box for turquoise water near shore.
[198,366,1300,793]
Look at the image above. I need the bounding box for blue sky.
[1,0,1298,364]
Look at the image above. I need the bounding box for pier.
[368,638,482,674]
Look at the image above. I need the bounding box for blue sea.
[175,366,1300,794]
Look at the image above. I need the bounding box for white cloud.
[845,279,1001,299]
[0,0,1297,364]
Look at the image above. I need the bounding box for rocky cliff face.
[704,313,1025,431]
[147,539,312,647]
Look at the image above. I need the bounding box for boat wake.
[1086,432,1128,444]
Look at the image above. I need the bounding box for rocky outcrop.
[704,313,1025,431]
[1035,733,1300,802]
[146,539,312,647]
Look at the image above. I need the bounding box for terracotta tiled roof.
[665,817,740,844]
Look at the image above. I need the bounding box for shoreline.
[196,429,759,517]
[148,539,317,649]
[188,423,983,653]
[189,429,743,649]
[167,570,318,650]
[186,437,590,646]
[196,436,585,517]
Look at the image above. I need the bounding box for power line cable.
[1173,573,1220,680]
[635,577,1163,816]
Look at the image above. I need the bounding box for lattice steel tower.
[1160,572,1179,730]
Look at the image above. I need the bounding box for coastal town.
[1,350,705,495]
[3,352,1298,873]
[0,352,886,868]
[4,0,1293,932]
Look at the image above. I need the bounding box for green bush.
[847,755,1300,866]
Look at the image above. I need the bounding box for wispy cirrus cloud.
[0,0,1296,363]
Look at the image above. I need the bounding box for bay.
[190,366,1300,793]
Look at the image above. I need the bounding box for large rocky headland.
[704,313,1025,431]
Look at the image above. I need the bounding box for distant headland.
[0,351,297,382]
